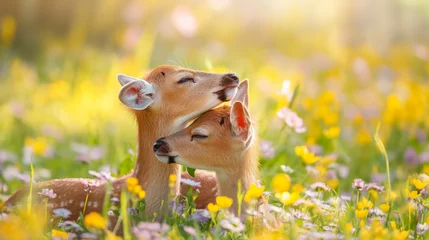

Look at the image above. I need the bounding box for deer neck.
[133,110,184,216]
[215,146,259,214]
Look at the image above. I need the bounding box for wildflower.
[180,178,201,187]
[58,221,84,232]
[356,129,372,145]
[417,223,429,235]
[132,222,169,239]
[365,183,384,192]
[170,202,184,215]
[89,170,115,181]
[280,165,294,173]
[393,230,409,240]
[404,147,419,165]
[301,152,320,165]
[275,191,299,206]
[345,223,354,234]
[84,212,106,229]
[220,217,245,233]
[53,208,72,219]
[246,184,265,198]
[106,231,122,240]
[323,126,341,139]
[355,209,368,219]
[326,179,339,189]
[169,174,177,183]
[184,226,197,237]
[260,140,275,158]
[408,190,421,199]
[277,107,306,133]
[271,173,291,193]
[25,137,49,156]
[216,196,233,209]
[80,179,101,192]
[71,143,105,163]
[207,203,219,213]
[380,203,390,213]
[39,188,57,199]
[51,229,69,240]
[310,182,331,192]
[292,184,305,193]
[132,185,142,194]
[126,177,139,191]
[295,145,309,157]
[137,190,146,199]
[191,209,211,222]
[361,197,374,209]
[412,178,428,190]
[352,178,365,190]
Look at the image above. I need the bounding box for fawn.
[4,65,239,221]
[154,80,259,214]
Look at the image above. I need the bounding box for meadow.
[1,0,429,239]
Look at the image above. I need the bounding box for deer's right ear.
[118,75,155,110]
[231,79,249,108]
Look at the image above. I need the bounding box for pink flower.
[170,6,197,38]
[259,140,275,158]
[277,107,306,133]
[352,179,365,191]
[80,178,101,192]
[39,188,57,199]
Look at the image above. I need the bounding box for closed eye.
[177,77,195,84]
[191,134,208,141]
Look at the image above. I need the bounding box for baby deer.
[154,80,259,214]
[4,65,239,221]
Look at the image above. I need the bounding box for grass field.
[1,1,429,239]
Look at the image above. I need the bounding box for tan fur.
[3,65,237,222]
[156,101,259,214]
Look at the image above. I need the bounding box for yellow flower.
[356,129,372,145]
[107,231,122,240]
[361,197,373,209]
[390,221,397,230]
[51,229,69,240]
[126,177,138,192]
[132,185,142,194]
[345,223,353,234]
[207,203,219,213]
[84,212,106,229]
[301,152,320,165]
[407,190,421,199]
[294,145,309,157]
[291,184,305,193]
[216,196,233,209]
[271,173,291,193]
[393,230,408,240]
[244,184,265,203]
[137,190,146,199]
[169,174,177,183]
[275,191,299,206]
[24,137,48,156]
[326,179,339,189]
[412,179,428,190]
[323,113,339,126]
[380,203,390,213]
[323,126,341,139]
[355,209,368,219]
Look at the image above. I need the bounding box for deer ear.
[118,74,140,86]
[118,77,155,110]
[231,79,249,108]
[230,101,252,142]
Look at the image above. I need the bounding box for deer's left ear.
[230,101,252,142]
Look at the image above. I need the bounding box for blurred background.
[1,0,429,199]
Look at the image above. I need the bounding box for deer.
[153,80,260,214]
[3,65,239,222]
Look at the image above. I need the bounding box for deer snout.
[153,139,170,154]
[222,73,239,87]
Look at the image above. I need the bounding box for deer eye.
[177,77,195,84]
[191,134,208,141]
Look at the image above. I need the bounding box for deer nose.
[222,73,239,86]
[153,139,169,153]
